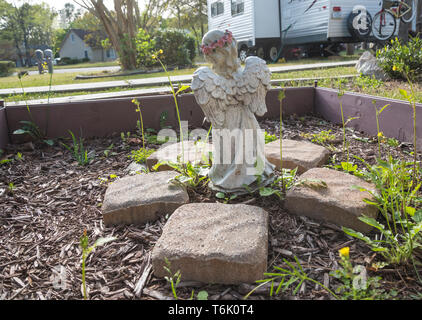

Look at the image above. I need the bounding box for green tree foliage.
[166,0,207,43]
[0,0,56,66]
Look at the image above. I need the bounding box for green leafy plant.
[264,131,278,144]
[355,74,384,91]
[155,159,210,190]
[216,192,237,204]
[129,147,155,164]
[135,28,157,68]
[344,156,422,265]
[80,230,116,300]
[331,247,390,300]
[15,152,23,161]
[7,182,15,195]
[61,130,94,166]
[13,121,54,146]
[376,36,422,81]
[120,132,131,146]
[301,130,337,146]
[372,100,390,158]
[103,144,116,157]
[386,138,400,148]
[0,158,13,165]
[13,71,54,146]
[163,258,208,300]
[163,258,182,300]
[244,168,298,200]
[244,256,338,300]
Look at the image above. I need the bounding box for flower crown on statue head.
[201,30,233,55]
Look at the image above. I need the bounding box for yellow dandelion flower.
[159,49,163,54]
[339,247,350,258]
[152,54,156,59]
[378,131,384,138]
[392,66,397,71]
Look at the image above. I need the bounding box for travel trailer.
[207,0,401,61]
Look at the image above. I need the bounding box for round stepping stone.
[146,141,212,171]
[102,171,189,226]
[152,203,268,284]
[265,139,330,174]
[285,167,378,233]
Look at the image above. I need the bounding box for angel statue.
[191,29,275,194]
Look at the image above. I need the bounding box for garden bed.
[0,114,421,300]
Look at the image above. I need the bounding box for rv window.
[211,1,224,17]
[231,0,244,16]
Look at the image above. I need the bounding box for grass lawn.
[1,56,359,90]
[3,66,358,102]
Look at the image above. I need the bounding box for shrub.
[0,61,15,77]
[135,28,156,68]
[153,29,196,67]
[376,37,422,81]
[60,57,85,65]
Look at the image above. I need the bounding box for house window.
[231,0,244,16]
[106,49,110,58]
[84,50,88,59]
[211,1,224,17]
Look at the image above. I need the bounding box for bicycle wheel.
[400,0,416,23]
[372,10,397,41]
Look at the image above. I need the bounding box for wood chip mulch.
[0,114,421,300]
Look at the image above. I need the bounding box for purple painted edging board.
[5,87,314,144]
[0,106,10,150]
[315,87,422,150]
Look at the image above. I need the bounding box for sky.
[5,0,115,11]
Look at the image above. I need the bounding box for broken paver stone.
[152,203,268,284]
[102,171,189,226]
[285,167,378,233]
[265,139,330,174]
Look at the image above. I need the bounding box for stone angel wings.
[191,56,272,129]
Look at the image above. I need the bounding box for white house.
[59,29,117,62]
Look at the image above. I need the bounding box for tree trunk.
[83,0,139,70]
[346,43,355,55]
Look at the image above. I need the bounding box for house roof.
[61,29,107,49]
[71,29,90,41]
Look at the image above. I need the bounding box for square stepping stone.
[146,141,212,171]
[102,171,189,226]
[152,203,268,284]
[265,139,330,174]
[285,167,378,233]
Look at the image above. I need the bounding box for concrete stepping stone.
[102,171,189,226]
[146,141,212,171]
[265,139,330,174]
[152,203,268,284]
[285,167,378,233]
